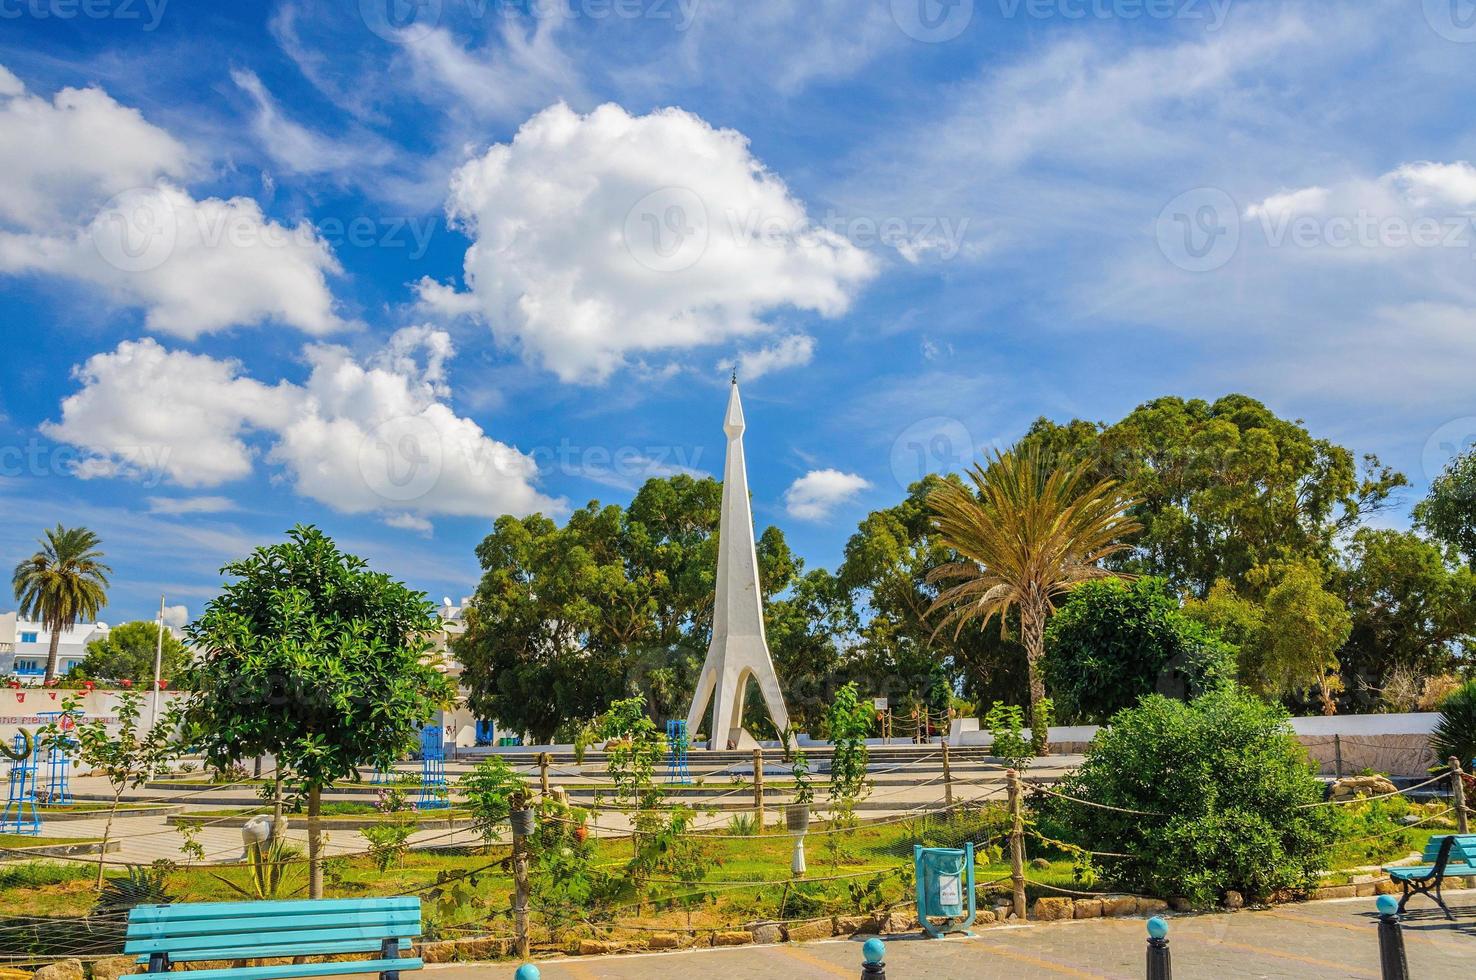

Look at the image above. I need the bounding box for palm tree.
[12,525,111,683]
[927,448,1140,752]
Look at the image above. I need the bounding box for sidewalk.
[436,895,1476,979]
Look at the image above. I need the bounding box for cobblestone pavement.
[433,896,1476,980]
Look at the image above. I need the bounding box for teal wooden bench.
[125,897,423,980]
[1383,833,1476,920]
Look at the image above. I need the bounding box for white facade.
[0,612,110,682]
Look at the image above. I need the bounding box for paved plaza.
[438,896,1476,980]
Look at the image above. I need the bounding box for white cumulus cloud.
[0,182,344,338]
[0,64,190,230]
[719,334,816,381]
[0,65,344,338]
[46,329,560,526]
[428,102,875,383]
[784,468,870,521]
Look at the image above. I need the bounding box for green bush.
[1432,680,1476,769]
[1049,688,1334,907]
[1044,577,1235,723]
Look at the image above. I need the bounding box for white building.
[0,612,110,682]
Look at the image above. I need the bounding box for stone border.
[34,805,179,822]
[165,813,475,831]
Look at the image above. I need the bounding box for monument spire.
[686,380,790,749]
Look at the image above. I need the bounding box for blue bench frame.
[124,897,423,980]
[1383,834,1476,921]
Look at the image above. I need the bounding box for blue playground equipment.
[416,725,448,810]
[665,719,692,785]
[914,843,977,938]
[372,760,394,785]
[37,712,76,806]
[1,733,41,835]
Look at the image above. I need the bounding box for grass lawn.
[0,797,1454,957]
[0,833,103,848]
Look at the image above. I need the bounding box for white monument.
[685,377,791,750]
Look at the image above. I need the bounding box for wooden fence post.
[512,828,530,958]
[1007,768,1027,920]
[538,752,551,797]
[1334,734,1343,780]
[1451,756,1470,834]
[753,748,765,834]
[941,741,954,810]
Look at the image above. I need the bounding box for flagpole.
[151,594,165,727]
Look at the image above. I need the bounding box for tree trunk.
[308,783,323,899]
[272,774,286,842]
[96,787,124,890]
[44,630,62,685]
[1022,602,1050,756]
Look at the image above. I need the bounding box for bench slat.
[127,910,420,941]
[127,898,419,923]
[133,956,422,980]
[126,925,413,956]
[133,939,417,963]
[1388,863,1476,880]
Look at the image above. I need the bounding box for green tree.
[12,525,110,683]
[761,568,859,738]
[183,525,454,897]
[1335,529,1476,708]
[74,620,190,686]
[1416,446,1476,570]
[1043,577,1235,724]
[1255,561,1353,713]
[455,475,798,741]
[928,448,1141,751]
[1050,688,1334,907]
[1020,395,1405,595]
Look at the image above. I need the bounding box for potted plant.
[509,788,536,837]
[786,750,813,833]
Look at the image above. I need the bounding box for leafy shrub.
[0,862,91,889]
[1050,688,1334,907]
[1432,680,1476,769]
[1044,577,1235,723]
[360,817,416,872]
[984,701,1034,770]
[95,861,175,912]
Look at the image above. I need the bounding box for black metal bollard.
[861,937,886,979]
[1146,916,1171,980]
[1376,895,1409,980]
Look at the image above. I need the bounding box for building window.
[19,632,37,644]
[15,660,42,675]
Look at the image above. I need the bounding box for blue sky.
[2,0,1475,624]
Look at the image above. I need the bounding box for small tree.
[1432,681,1476,771]
[183,525,454,898]
[824,683,872,868]
[44,691,182,888]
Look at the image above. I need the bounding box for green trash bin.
[914,844,977,938]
